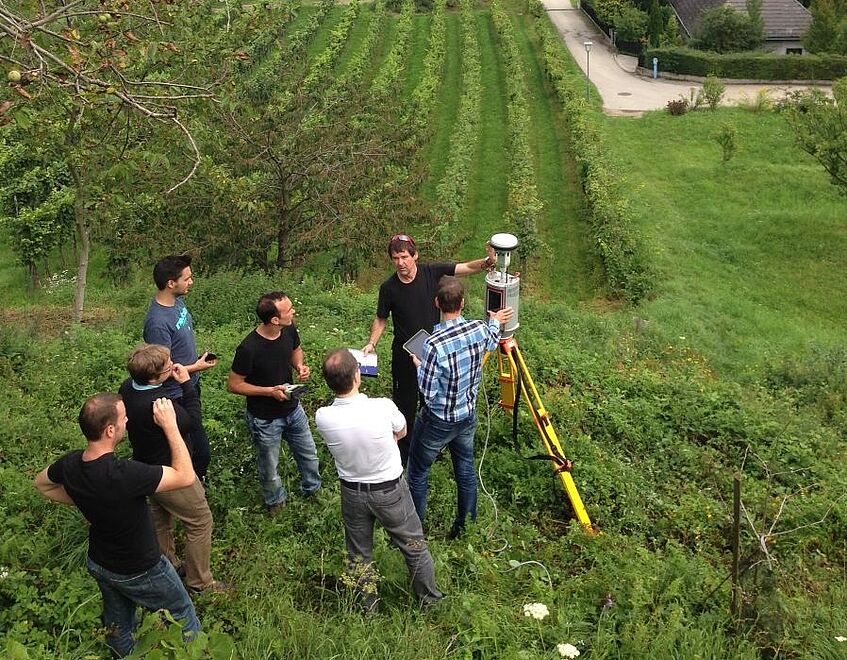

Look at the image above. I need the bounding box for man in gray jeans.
[315,348,443,614]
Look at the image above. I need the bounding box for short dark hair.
[436,275,464,313]
[256,291,288,324]
[153,255,192,290]
[78,393,122,441]
[322,348,359,395]
[127,344,170,383]
[388,233,417,258]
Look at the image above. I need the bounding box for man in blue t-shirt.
[35,394,200,657]
[144,255,216,481]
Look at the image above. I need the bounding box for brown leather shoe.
[190,580,232,595]
[267,501,286,518]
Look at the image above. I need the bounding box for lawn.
[603,108,847,379]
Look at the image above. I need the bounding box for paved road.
[543,1,830,115]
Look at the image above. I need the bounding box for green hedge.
[641,47,847,80]
[529,0,655,302]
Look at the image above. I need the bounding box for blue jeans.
[86,554,200,657]
[245,405,321,506]
[407,407,478,531]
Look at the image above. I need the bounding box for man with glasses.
[118,344,227,594]
[362,234,496,465]
[228,291,321,517]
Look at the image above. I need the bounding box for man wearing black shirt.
[35,394,199,657]
[228,291,321,516]
[362,233,496,464]
[119,344,225,594]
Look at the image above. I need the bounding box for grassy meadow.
[2,1,847,658]
[602,109,847,380]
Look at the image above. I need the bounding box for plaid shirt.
[417,316,501,422]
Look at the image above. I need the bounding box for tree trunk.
[276,223,287,269]
[70,164,89,324]
[73,206,90,324]
[275,192,290,269]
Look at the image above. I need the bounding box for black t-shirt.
[119,379,200,467]
[376,262,456,348]
[231,325,301,420]
[47,451,163,574]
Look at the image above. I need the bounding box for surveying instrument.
[484,233,595,533]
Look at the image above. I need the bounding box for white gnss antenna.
[485,233,520,338]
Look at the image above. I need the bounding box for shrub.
[702,73,726,109]
[694,5,761,53]
[773,88,831,113]
[713,122,738,162]
[667,98,689,115]
[739,88,774,112]
[642,47,847,80]
[613,5,649,42]
[535,12,655,301]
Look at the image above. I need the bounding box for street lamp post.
[583,41,593,101]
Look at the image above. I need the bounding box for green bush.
[693,4,762,53]
[702,73,726,109]
[642,47,847,79]
[533,7,656,302]
[613,5,648,42]
[713,122,738,162]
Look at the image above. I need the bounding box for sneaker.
[303,488,323,503]
[420,595,445,611]
[189,580,232,595]
[267,501,287,518]
[447,524,463,541]
[360,593,380,616]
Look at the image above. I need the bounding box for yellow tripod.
[487,336,595,534]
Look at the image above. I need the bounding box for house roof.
[670,0,812,40]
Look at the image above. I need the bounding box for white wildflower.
[557,643,580,658]
[835,636,847,642]
[522,602,549,620]
[0,568,7,579]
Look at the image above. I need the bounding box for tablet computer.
[402,329,430,361]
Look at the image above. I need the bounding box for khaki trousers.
[149,477,214,591]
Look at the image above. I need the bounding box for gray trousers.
[340,477,442,603]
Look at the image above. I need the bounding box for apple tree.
[0,1,218,320]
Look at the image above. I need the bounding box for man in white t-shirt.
[315,348,443,613]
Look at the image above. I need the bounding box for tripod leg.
[510,343,594,533]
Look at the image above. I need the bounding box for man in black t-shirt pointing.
[35,394,200,657]
[362,234,497,465]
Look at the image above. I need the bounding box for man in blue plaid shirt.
[407,276,513,539]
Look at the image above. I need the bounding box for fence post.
[731,472,742,626]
